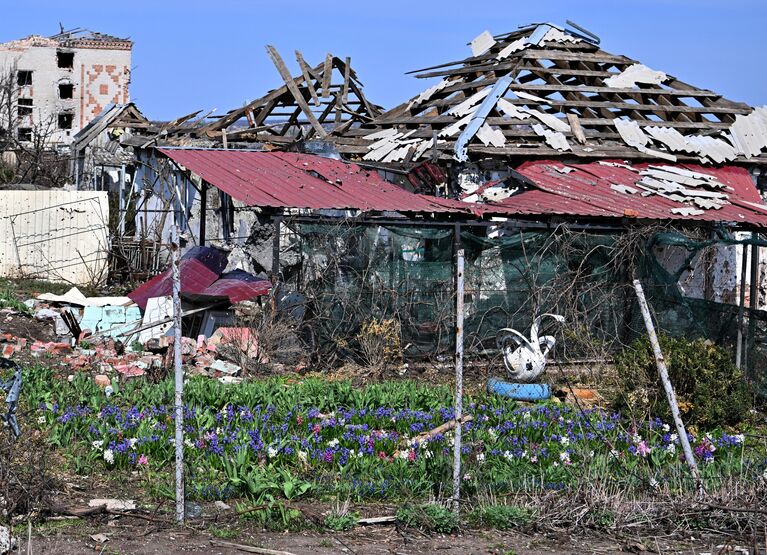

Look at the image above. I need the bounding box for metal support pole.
[118,164,126,235]
[452,224,464,516]
[736,243,749,370]
[272,215,282,285]
[746,238,759,376]
[633,280,701,490]
[171,226,185,523]
[199,182,207,247]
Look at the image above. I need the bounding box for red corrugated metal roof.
[478,161,767,227]
[158,148,469,214]
[157,149,767,227]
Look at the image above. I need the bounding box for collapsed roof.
[334,22,767,167]
[193,47,383,144]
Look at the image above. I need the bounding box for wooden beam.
[265,45,327,137]
[321,53,332,98]
[295,50,320,107]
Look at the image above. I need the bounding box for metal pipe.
[171,226,185,523]
[736,243,749,370]
[118,164,126,235]
[452,236,465,515]
[272,215,282,284]
[632,279,701,492]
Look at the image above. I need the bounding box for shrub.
[613,335,752,428]
[396,503,456,533]
[469,504,534,529]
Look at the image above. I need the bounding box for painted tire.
[487,377,551,401]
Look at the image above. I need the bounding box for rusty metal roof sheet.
[158,148,468,214]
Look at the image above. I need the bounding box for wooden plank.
[342,56,351,104]
[295,50,320,107]
[567,113,586,144]
[265,45,327,137]
[321,53,332,98]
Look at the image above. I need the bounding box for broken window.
[56,51,74,69]
[16,70,32,87]
[17,98,33,117]
[17,127,32,142]
[58,112,73,129]
[58,83,74,99]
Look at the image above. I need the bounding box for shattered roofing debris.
[128,247,271,310]
[334,22,767,166]
[475,160,767,227]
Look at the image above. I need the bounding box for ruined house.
[104,23,767,368]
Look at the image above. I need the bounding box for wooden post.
[632,280,701,490]
[171,226,185,523]
[736,243,749,370]
[452,222,464,516]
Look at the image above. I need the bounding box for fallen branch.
[210,539,296,555]
[48,504,172,524]
[405,415,473,446]
[704,503,767,516]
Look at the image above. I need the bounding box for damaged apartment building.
[0,27,133,147]
[27,22,767,368]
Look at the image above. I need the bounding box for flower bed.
[38,372,763,502]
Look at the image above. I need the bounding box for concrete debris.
[470,30,496,56]
[604,63,667,88]
[210,359,241,376]
[532,124,571,151]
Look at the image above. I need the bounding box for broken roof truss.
[196,47,383,144]
[335,22,767,167]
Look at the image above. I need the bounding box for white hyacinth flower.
[103,449,114,464]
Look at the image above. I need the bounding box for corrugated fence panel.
[0,191,109,285]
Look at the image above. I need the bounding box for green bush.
[324,511,359,531]
[614,335,752,428]
[469,504,533,529]
[396,503,456,534]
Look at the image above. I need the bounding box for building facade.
[0,29,132,146]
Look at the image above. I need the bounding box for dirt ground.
[17,517,756,555]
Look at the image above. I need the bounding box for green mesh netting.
[292,223,766,392]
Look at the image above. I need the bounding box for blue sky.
[3,0,766,120]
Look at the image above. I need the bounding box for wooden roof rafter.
[195,47,383,143]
